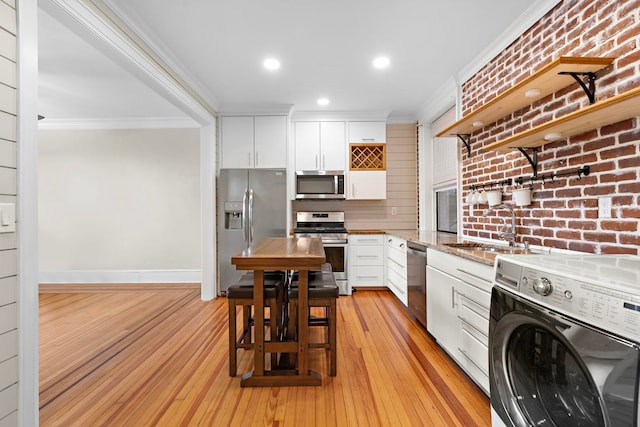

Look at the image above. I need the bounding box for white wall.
[38,128,201,281]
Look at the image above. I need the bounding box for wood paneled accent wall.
[293,124,418,231]
[460,0,639,255]
[0,0,18,424]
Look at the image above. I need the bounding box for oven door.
[489,286,640,427]
[322,242,347,281]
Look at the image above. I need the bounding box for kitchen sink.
[444,242,518,253]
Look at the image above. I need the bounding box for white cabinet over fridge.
[220,116,287,169]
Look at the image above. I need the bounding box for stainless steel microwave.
[295,171,345,200]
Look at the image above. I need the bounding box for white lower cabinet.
[348,234,384,288]
[427,248,492,395]
[385,235,407,306]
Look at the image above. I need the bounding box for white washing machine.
[489,254,640,427]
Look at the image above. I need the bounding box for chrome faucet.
[483,203,517,247]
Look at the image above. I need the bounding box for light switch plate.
[0,203,16,233]
[598,196,612,219]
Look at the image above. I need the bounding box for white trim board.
[39,269,202,284]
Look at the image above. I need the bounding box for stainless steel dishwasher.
[406,241,427,328]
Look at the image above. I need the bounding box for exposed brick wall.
[461,0,640,255]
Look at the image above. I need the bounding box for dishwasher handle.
[406,247,427,258]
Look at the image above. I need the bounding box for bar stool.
[226,271,284,377]
[288,267,339,376]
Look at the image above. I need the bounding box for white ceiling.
[38,0,548,123]
[37,9,190,122]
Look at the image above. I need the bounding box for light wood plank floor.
[39,288,490,426]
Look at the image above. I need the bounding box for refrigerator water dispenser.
[224,201,243,230]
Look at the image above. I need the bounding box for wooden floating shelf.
[484,85,640,151]
[436,56,614,137]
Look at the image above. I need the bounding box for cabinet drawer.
[387,267,407,305]
[386,235,406,252]
[427,248,460,277]
[351,245,384,266]
[387,248,407,277]
[459,296,489,337]
[460,325,489,377]
[458,281,491,314]
[350,234,384,245]
[350,266,384,286]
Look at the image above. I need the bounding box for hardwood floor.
[39,288,490,426]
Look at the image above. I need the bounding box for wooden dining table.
[231,236,326,387]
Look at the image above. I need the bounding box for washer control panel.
[518,266,640,340]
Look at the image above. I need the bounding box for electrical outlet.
[598,196,612,218]
[391,207,398,216]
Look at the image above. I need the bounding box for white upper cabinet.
[254,116,287,169]
[220,116,287,169]
[221,116,253,168]
[294,121,346,171]
[348,121,386,143]
[319,122,346,170]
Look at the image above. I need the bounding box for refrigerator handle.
[242,188,249,246]
[248,189,254,244]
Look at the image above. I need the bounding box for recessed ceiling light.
[373,56,390,69]
[263,58,280,71]
[317,98,330,106]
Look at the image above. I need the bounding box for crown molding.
[417,76,458,124]
[37,116,200,130]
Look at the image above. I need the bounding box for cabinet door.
[221,116,254,169]
[348,170,386,199]
[254,116,287,169]
[348,121,386,143]
[294,122,320,170]
[320,122,346,170]
[426,265,462,358]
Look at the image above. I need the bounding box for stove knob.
[532,277,552,296]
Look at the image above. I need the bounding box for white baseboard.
[39,269,202,284]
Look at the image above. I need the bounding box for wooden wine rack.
[350,143,386,171]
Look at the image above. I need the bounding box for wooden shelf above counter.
[484,85,640,151]
[436,57,614,138]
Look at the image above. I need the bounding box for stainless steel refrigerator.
[218,169,287,292]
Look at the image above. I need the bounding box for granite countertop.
[348,229,539,266]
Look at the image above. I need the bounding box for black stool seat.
[289,281,339,299]
[226,276,282,299]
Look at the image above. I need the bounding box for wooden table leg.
[297,269,309,375]
[253,269,264,376]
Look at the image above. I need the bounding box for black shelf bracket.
[515,165,590,186]
[456,134,471,157]
[517,147,539,177]
[558,71,597,104]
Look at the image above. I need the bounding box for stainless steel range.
[293,212,349,295]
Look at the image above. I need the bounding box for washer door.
[490,289,640,427]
